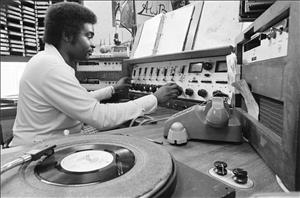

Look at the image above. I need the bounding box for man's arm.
[88,86,114,101]
[41,68,157,130]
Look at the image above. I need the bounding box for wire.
[120,23,133,34]
[129,114,172,127]
[129,115,153,127]
[138,116,170,126]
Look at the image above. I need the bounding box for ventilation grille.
[258,96,284,137]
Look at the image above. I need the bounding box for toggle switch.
[214,161,228,176]
[232,168,248,184]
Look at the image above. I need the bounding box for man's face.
[69,23,95,61]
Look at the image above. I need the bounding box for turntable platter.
[1,134,175,197]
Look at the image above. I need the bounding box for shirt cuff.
[110,86,115,95]
[89,86,113,101]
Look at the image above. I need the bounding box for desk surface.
[104,122,282,197]
[1,107,283,197]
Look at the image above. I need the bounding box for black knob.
[142,84,147,91]
[268,28,277,39]
[213,90,228,98]
[198,89,208,97]
[134,84,140,91]
[214,161,227,176]
[150,85,157,92]
[203,62,213,70]
[259,33,267,40]
[185,88,194,96]
[131,83,136,90]
[145,84,150,92]
[177,86,183,96]
[137,84,143,91]
[232,168,248,184]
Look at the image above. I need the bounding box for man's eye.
[86,34,94,39]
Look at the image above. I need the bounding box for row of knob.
[131,83,208,97]
[131,83,160,93]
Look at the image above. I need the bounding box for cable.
[129,115,153,127]
[138,116,171,126]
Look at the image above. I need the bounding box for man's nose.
[90,43,95,49]
[90,39,96,48]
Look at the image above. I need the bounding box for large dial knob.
[203,62,213,70]
[185,88,194,96]
[198,89,208,98]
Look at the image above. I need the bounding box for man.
[11,2,181,146]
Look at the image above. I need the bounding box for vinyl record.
[1,134,176,197]
[35,144,135,186]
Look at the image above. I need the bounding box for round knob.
[141,84,147,91]
[131,83,136,90]
[214,161,227,176]
[150,85,157,92]
[203,62,213,70]
[232,168,248,184]
[185,88,194,96]
[133,84,139,91]
[137,84,143,91]
[268,28,277,39]
[145,84,150,92]
[197,89,208,97]
[177,86,183,96]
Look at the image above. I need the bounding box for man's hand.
[113,77,131,94]
[153,83,183,105]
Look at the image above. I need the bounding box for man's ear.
[62,31,74,43]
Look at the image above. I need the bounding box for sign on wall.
[111,0,172,30]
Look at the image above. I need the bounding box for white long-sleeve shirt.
[11,44,157,146]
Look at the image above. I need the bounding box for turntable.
[1,134,235,197]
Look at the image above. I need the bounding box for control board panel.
[128,47,235,103]
[76,56,128,91]
[77,60,122,72]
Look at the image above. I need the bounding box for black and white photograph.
[1,0,300,197]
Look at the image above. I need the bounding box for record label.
[60,150,114,172]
